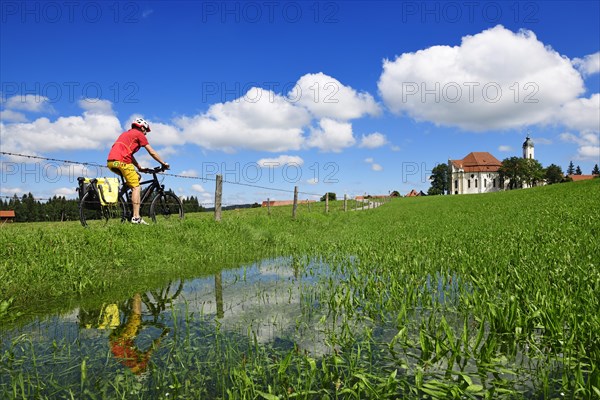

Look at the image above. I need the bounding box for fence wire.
[1,151,322,197]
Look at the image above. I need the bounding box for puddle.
[0,257,561,398]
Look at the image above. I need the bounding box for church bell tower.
[523,135,534,159]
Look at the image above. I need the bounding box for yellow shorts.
[107,161,140,188]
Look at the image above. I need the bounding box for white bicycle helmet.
[131,117,151,132]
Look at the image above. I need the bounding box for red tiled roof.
[450,152,502,173]
[568,174,599,182]
[0,210,15,218]
[261,200,315,207]
[405,189,419,197]
[355,195,389,200]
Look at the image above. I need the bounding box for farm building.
[261,200,316,207]
[405,190,427,197]
[567,174,599,182]
[0,210,16,223]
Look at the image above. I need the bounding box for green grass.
[1,180,599,398]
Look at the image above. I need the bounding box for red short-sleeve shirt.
[107,129,149,164]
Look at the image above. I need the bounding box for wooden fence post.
[343,194,347,212]
[214,174,222,222]
[292,186,298,219]
[325,192,329,213]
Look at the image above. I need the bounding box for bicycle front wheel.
[149,192,184,223]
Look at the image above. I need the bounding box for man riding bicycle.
[107,117,170,225]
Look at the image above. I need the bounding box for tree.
[498,157,526,189]
[498,157,544,189]
[593,164,600,175]
[523,158,545,187]
[575,165,582,175]
[567,161,575,175]
[428,163,449,195]
[390,190,400,197]
[320,192,336,201]
[544,164,564,185]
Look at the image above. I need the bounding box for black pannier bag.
[77,177,101,210]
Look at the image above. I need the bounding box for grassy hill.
[1,179,599,398]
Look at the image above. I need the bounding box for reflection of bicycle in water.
[79,280,184,375]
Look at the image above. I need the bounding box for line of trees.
[0,194,204,223]
[428,161,599,195]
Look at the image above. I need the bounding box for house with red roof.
[0,210,16,223]
[567,174,599,182]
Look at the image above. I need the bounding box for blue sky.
[1,1,599,205]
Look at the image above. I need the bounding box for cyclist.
[107,117,170,224]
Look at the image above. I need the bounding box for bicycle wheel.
[149,192,184,223]
[80,191,126,228]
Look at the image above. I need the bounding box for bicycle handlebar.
[142,165,168,174]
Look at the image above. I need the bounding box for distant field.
[1,180,599,398]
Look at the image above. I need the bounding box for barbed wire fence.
[0,151,392,222]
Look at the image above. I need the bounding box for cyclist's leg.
[108,162,141,220]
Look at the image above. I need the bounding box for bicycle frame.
[117,167,167,217]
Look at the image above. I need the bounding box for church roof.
[450,152,502,173]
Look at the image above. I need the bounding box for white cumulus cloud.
[180,169,199,177]
[3,94,53,113]
[556,93,600,133]
[53,187,77,198]
[257,155,304,168]
[0,109,122,154]
[78,98,114,115]
[572,52,600,77]
[0,109,27,123]
[291,73,381,120]
[359,132,388,148]
[498,145,513,152]
[560,131,600,161]
[378,25,585,132]
[176,87,310,152]
[191,184,207,193]
[306,118,355,152]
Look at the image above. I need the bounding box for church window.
[493,179,496,188]
[468,179,471,188]
[475,179,478,188]
[454,180,458,190]
[484,179,487,187]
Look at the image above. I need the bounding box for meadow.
[1,180,599,399]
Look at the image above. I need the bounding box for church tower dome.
[523,135,534,159]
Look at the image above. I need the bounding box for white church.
[449,136,535,195]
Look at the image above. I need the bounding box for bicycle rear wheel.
[149,192,184,223]
[80,192,126,228]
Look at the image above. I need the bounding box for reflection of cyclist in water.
[109,293,167,375]
[79,281,182,375]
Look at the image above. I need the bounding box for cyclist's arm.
[144,145,169,168]
[131,155,142,170]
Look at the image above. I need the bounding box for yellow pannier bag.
[96,177,120,205]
